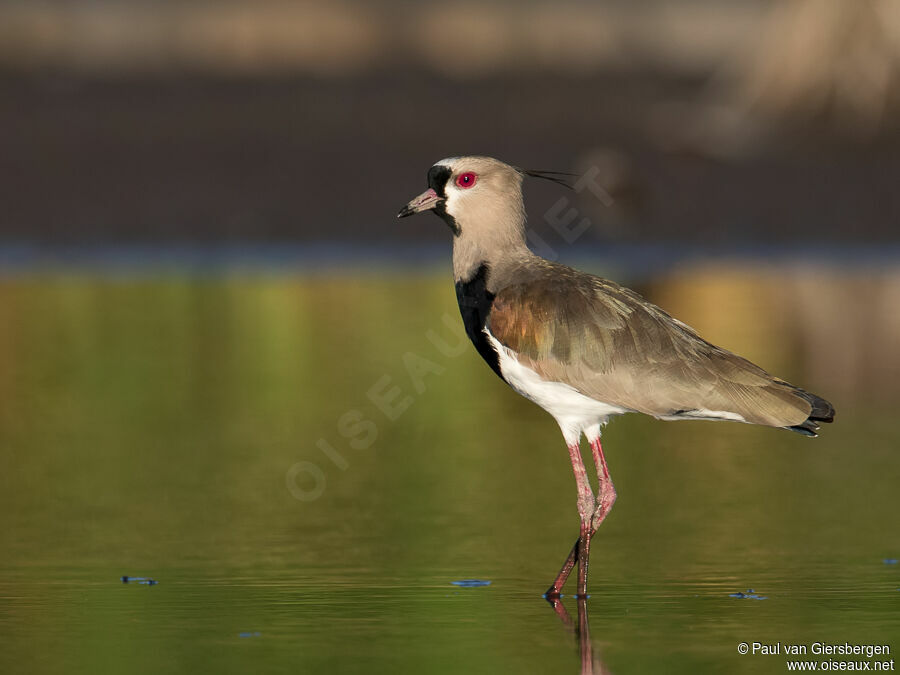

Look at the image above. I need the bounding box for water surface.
[0,263,898,673]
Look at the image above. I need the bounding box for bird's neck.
[452,233,534,287]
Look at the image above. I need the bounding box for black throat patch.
[427,165,460,236]
[455,263,503,380]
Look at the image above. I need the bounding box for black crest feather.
[518,168,577,190]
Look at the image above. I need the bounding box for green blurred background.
[0,1,898,674]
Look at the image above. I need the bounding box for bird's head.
[398,156,531,238]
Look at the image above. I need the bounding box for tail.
[785,388,835,437]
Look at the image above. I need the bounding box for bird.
[397,156,834,599]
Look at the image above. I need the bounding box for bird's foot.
[544,586,564,601]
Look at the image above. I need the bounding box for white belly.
[485,331,630,445]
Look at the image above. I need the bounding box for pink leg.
[545,436,616,598]
[546,441,595,598]
[545,539,580,599]
[588,435,617,531]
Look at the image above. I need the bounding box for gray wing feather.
[487,264,820,428]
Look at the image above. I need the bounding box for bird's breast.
[454,263,504,379]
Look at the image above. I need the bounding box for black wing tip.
[786,422,818,437]
[785,390,835,437]
[798,390,835,423]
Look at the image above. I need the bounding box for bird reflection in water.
[546,597,612,675]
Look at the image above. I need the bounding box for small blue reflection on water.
[121,576,158,585]
[883,559,898,565]
[451,579,491,587]
[239,632,261,638]
[730,589,767,600]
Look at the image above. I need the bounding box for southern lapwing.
[398,156,835,599]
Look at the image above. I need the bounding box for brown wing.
[487,267,818,429]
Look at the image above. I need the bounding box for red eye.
[456,172,477,189]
